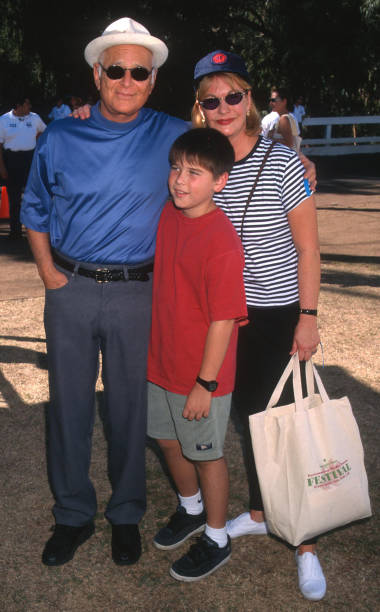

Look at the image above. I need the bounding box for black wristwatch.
[196,376,218,392]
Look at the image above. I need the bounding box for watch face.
[196,376,218,392]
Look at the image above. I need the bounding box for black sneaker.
[170,533,231,582]
[153,505,206,550]
[42,522,95,566]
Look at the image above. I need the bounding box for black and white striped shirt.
[214,136,310,307]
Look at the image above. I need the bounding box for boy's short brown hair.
[169,128,235,178]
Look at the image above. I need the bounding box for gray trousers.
[44,262,152,526]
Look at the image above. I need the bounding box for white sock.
[178,490,204,515]
[205,524,228,548]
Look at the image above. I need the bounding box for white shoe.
[295,551,327,601]
[226,512,268,539]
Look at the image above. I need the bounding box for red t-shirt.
[147,201,247,396]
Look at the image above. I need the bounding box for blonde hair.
[191,72,261,136]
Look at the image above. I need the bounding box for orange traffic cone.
[0,186,10,219]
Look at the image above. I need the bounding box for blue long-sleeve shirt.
[21,103,187,264]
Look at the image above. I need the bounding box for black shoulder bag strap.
[240,141,275,240]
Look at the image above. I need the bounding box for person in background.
[0,97,46,239]
[268,87,302,152]
[293,96,306,133]
[48,98,72,121]
[261,86,279,137]
[21,17,186,568]
[192,50,325,601]
[69,95,83,111]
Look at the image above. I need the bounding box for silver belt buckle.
[95,268,112,283]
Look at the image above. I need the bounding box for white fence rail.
[301,116,380,156]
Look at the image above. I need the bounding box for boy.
[147,128,247,581]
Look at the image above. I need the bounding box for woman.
[268,87,302,152]
[192,50,324,601]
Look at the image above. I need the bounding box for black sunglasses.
[199,90,249,111]
[269,97,279,103]
[99,63,153,81]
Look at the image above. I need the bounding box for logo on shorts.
[196,443,213,451]
[307,458,351,490]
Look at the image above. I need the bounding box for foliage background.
[0,0,379,119]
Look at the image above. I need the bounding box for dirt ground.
[0,156,379,611]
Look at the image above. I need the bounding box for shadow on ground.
[1,356,379,610]
[313,153,380,196]
[0,220,33,262]
[321,267,380,287]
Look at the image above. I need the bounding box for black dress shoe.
[42,522,95,566]
[112,524,141,565]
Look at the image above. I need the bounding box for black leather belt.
[53,252,153,282]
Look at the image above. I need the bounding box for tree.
[0,0,378,117]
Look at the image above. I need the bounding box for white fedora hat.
[84,17,168,68]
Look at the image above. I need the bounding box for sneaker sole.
[300,590,326,602]
[42,524,95,566]
[227,527,268,539]
[153,523,206,550]
[169,553,231,582]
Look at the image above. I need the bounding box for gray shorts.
[147,382,231,461]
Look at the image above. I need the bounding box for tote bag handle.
[266,353,329,412]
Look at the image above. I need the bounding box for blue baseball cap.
[194,50,250,83]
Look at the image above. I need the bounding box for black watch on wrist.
[196,376,218,392]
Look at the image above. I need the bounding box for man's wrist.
[39,262,62,283]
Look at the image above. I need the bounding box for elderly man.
[21,18,186,567]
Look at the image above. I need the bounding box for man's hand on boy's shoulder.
[183,385,212,421]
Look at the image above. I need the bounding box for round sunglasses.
[199,90,249,111]
[99,63,153,82]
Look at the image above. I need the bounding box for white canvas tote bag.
[249,353,372,546]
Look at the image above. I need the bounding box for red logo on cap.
[212,53,227,65]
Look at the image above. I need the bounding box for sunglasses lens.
[105,65,125,80]
[200,91,246,110]
[104,65,151,81]
[200,98,220,110]
[130,67,151,81]
[225,92,244,106]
